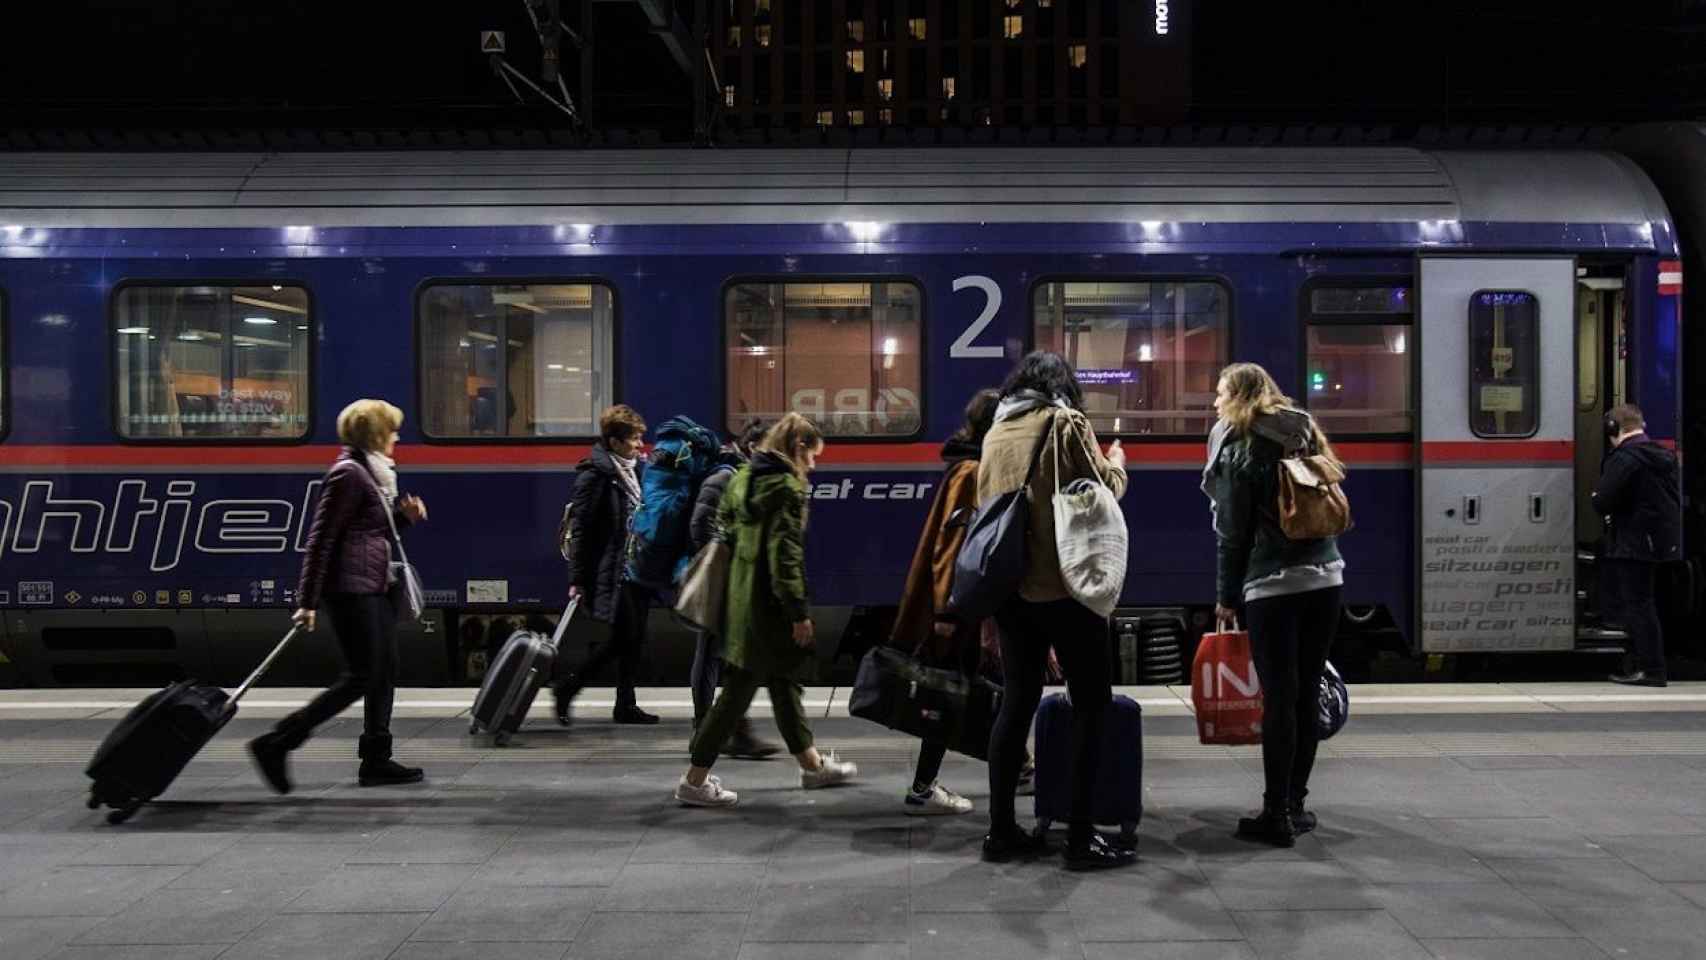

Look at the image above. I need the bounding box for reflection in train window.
[419,282,614,439]
[113,284,311,440]
[1031,280,1229,437]
[1469,290,1540,438]
[725,280,923,438]
[1304,283,1413,435]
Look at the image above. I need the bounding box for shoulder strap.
[1022,411,1054,484]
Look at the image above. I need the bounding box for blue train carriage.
[0,147,1682,687]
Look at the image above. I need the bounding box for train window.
[725,280,923,438]
[1469,290,1540,438]
[418,282,614,439]
[1303,283,1413,435]
[113,284,311,441]
[1031,279,1229,437]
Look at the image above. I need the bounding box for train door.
[1573,264,1632,645]
[1416,256,1577,652]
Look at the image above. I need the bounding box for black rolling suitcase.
[86,624,302,824]
[469,599,577,745]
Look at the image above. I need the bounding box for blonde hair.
[758,412,825,481]
[336,399,404,451]
[1216,362,1341,468]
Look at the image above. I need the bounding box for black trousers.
[1604,559,1665,675]
[1245,585,1342,809]
[988,597,1112,841]
[568,581,651,708]
[912,625,983,791]
[274,593,398,761]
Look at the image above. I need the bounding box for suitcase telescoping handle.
[229,624,304,705]
[549,598,579,648]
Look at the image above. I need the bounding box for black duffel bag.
[946,412,1054,621]
[848,646,1003,761]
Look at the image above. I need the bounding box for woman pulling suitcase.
[977,352,1135,870]
[249,399,429,792]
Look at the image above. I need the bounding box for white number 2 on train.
[949,275,1004,359]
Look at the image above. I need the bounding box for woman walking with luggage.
[977,352,1135,870]
[249,399,429,792]
[555,404,661,726]
[1202,362,1344,847]
[888,388,1001,817]
[673,413,858,807]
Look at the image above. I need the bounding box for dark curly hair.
[998,350,1084,411]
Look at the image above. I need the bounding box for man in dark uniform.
[1595,403,1683,687]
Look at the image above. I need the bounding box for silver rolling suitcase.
[469,599,576,745]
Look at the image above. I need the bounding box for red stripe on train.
[0,439,1585,469]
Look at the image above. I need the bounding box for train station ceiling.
[0,1,1701,149]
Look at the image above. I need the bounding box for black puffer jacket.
[566,442,641,622]
[1593,434,1682,562]
[688,449,746,556]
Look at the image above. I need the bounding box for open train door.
[1416,256,1577,653]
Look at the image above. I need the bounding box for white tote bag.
[1050,420,1128,618]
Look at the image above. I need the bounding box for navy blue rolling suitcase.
[1032,691,1143,844]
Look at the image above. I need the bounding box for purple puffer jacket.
[297,447,412,609]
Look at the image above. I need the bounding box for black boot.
[247,731,293,795]
[1289,802,1318,835]
[1237,804,1297,848]
[981,824,1050,863]
[357,734,423,787]
[613,704,660,724]
[553,680,581,726]
[723,718,780,759]
[1064,829,1139,871]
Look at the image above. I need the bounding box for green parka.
[718,451,814,679]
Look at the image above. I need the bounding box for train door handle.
[1529,493,1546,523]
[1463,495,1481,525]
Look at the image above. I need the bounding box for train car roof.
[0,147,1671,230]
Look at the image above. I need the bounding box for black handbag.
[946,412,1054,621]
[848,646,1002,761]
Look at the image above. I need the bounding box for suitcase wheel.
[106,803,142,825]
[493,731,512,747]
[468,722,481,735]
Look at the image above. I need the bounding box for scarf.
[367,450,399,505]
[994,388,1069,423]
[611,451,642,506]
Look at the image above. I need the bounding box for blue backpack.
[626,416,722,588]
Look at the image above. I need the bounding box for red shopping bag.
[1191,624,1264,745]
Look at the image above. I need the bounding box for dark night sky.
[0,1,1702,143]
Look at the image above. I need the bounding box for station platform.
[3,683,1706,960]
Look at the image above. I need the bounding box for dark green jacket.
[1202,409,1342,606]
[718,451,814,679]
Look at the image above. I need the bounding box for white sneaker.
[674,775,738,807]
[799,751,858,790]
[904,782,974,816]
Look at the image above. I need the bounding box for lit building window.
[880,108,894,125]
[1038,0,1053,6]
[724,84,736,107]
[816,109,834,126]
[1006,0,1023,7]
[877,78,894,100]
[850,110,866,126]
[1004,15,1023,39]
[846,49,865,73]
[907,18,927,40]
[847,20,864,43]
[756,0,771,11]
[756,24,771,47]
[942,76,957,100]
[1068,44,1088,68]
[727,25,741,47]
